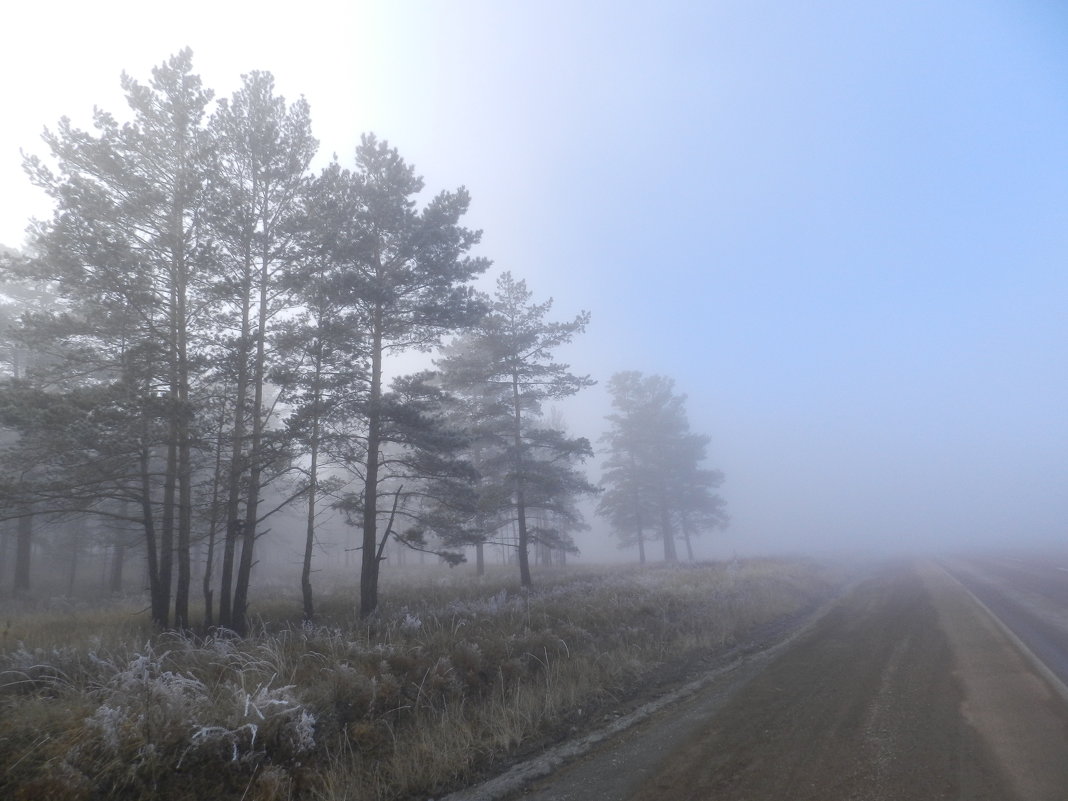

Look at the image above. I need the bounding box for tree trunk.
[174,268,193,630]
[175,436,191,628]
[659,485,678,562]
[159,422,177,621]
[175,408,192,628]
[232,243,273,635]
[219,517,239,628]
[202,409,227,628]
[14,512,32,596]
[682,519,695,561]
[476,542,485,577]
[166,106,196,632]
[233,505,257,634]
[220,287,253,630]
[535,511,550,567]
[110,540,126,594]
[159,240,183,627]
[630,454,647,565]
[302,386,321,622]
[232,413,260,633]
[511,370,532,587]
[66,519,83,596]
[139,410,167,627]
[360,323,384,619]
[0,520,8,593]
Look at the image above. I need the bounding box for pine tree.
[204,70,317,633]
[599,371,728,562]
[21,49,213,626]
[438,272,595,586]
[310,135,488,617]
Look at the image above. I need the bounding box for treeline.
[0,50,726,633]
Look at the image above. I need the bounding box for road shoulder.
[922,561,1068,801]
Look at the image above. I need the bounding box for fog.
[2,0,1066,568]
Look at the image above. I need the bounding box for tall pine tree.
[438,272,595,586]
[311,135,488,617]
[22,49,213,626]
[204,70,317,633]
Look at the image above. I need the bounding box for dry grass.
[0,558,836,800]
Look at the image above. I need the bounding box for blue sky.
[3,1,1066,556]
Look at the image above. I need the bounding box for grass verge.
[0,558,837,800]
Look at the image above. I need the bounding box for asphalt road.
[941,552,1068,696]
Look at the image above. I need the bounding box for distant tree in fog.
[0,250,54,593]
[436,335,509,574]
[598,371,727,562]
[437,272,596,586]
[526,408,591,567]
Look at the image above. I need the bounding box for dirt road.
[461,561,1068,801]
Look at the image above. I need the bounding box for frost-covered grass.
[0,559,835,800]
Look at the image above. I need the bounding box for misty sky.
[2,1,1066,557]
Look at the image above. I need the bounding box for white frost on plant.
[85,704,125,751]
[291,709,317,752]
[205,632,239,657]
[176,679,315,765]
[446,588,515,618]
[237,676,299,720]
